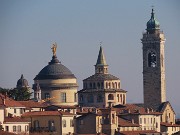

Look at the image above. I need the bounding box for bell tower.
[141,9,166,109]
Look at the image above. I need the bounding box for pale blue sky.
[0,0,180,116]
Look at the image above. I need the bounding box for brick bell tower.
[141,9,166,109]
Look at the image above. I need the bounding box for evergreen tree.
[8,87,32,101]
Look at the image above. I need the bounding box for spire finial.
[51,42,57,56]
[151,6,155,19]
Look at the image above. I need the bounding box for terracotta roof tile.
[119,130,159,135]
[19,100,47,108]
[161,122,180,127]
[4,117,30,123]
[114,104,162,115]
[22,111,74,117]
[118,117,139,127]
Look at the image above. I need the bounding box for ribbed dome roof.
[17,74,29,88]
[34,55,76,80]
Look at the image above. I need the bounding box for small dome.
[146,9,160,32]
[17,74,29,88]
[34,55,76,80]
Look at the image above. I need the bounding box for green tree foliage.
[0,87,10,95]
[8,87,32,101]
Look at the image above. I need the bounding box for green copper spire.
[146,8,160,33]
[96,46,107,66]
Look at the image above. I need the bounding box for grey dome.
[17,74,29,88]
[34,56,76,80]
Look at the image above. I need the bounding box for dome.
[146,9,160,32]
[17,74,29,88]
[34,55,76,80]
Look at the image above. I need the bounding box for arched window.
[109,82,111,89]
[118,82,120,89]
[97,94,103,102]
[87,94,94,103]
[148,51,157,67]
[48,120,55,131]
[79,94,83,102]
[108,94,114,100]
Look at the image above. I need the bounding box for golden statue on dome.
[51,42,57,56]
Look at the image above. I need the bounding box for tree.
[0,87,10,95]
[8,87,32,101]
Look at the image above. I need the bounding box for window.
[14,109,16,113]
[144,118,146,124]
[148,51,157,67]
[25,125,29,132]
[13,126,16,132]
[61,93,66,103]
[97,82,100,89]
[108,94,114,100]
[101,82,104,89]
[80,120,84,125]
[97,94,103,102]
[74,93,77,102]
[62,119,66,127]
[156,122,158,128]
[34,120,39,129]
[45,93,50,99]
[117,94,119,102]
[123,94,125,104]
[93,83,96,89]
[5,126,9,131]
[87,94,94,103]
[79,94,83,102]
[48,120,55,131]
[20,108,23,114]
[140,118,142,124]
[17,125,21,132]
[90,83,92,89]
[70,119,74,127]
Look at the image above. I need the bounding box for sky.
[0,0,180,116]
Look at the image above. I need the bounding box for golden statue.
[51,43,57,56]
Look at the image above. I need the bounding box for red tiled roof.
[114,104,162,115]
[161,122,180,127]
[0,131,16,135]
[22,111,75,117]
[19,100,47,108]
[119,130,159,135]
[118,117,139,127]
[4,117,30,123]
[0,94,26,107]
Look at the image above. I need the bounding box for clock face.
[148,51,157,67]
